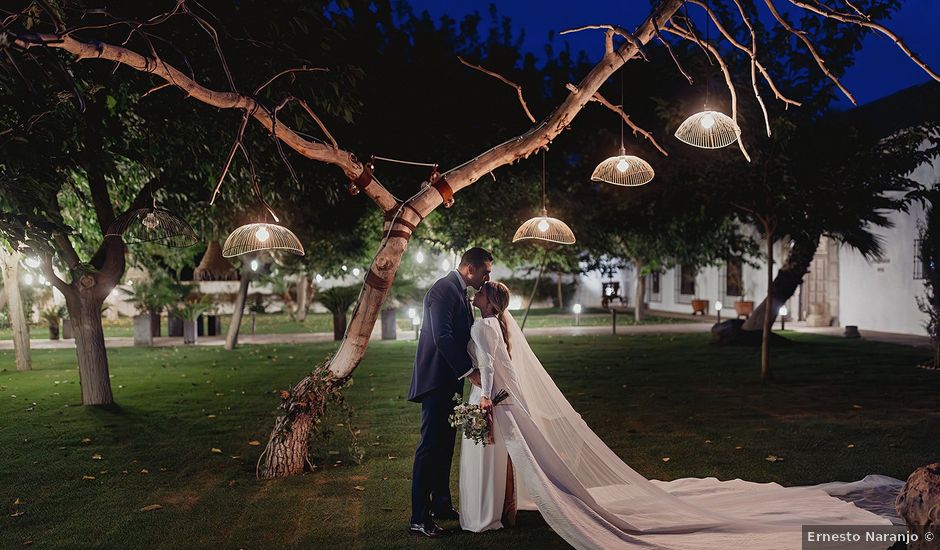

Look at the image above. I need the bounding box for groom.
[408,247,493,537]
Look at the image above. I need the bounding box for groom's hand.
[467,369,481,387]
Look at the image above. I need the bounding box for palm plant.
[318,285,360,341]
[39,305,66,340]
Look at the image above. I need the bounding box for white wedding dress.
[458,314,905,549]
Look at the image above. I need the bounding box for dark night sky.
[408,0,939,108]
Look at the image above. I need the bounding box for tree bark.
[761,231,774,381]
[634,260,647,323]
[0,248,31,371]
[70,294,114,404]
[742,234,820,331]
[296,273,308,322]
[226,267,251,350]
[556,272,564,309]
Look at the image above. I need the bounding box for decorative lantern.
[222,222,304,258]
[591,146,655,186]
[674,109,741,149]
[512,208,576,245]
[106,206,198,247]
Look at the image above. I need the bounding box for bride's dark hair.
[481,281,512,359]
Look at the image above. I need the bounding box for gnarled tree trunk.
[0,247,31,371]
[741,234,820,332]
[225,267,251,350]
[69,293,114,404]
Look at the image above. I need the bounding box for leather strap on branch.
[431,176,455,208]
[403,204,425,221]
[386,229,413,241]
[365,269,393,291]
[349,163,374,195]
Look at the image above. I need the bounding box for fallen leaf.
[140,469,149,474]
[661,457,670,462]
[387,455,398,460]
[248,440,261,446]
[10,511,25,517]
[211,448,222,454]
[847,444,855,448]
[207,415,216,419]
[138,504,162,512]
[13,498,24,505]
[704,440,712,444]
[353,486,365,491]
[851,404,863,409]
[82,475,96,480]
[91,453,102,460]
[766,455,784,463]
[735,445,744,450]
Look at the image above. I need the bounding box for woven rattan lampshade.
[591,147,655,186]
[106,207,198,247]
[674,110,740,149]
[512,209,576,245]
[222,222,304,258]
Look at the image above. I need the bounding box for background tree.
[0,244,31,370]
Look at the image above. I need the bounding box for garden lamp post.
[573,303,582,326]
[779,305,788,331]
[715,300,722,323]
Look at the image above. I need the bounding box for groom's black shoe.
[430,507,460,521]
[409,520,444,538]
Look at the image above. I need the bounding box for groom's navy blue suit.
[409,271,475,524]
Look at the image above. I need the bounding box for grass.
[0,308,684,341]
[1,333,935,548]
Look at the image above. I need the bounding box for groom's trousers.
[411,383,460,524]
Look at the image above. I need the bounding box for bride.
[459,281,904,549]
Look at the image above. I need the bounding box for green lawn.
[0,308,683,341]
[1,333,935,548]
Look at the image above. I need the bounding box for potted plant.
[175,293,213,345]
[40,305,65,340]
[318,285,360,341]
[691,297,709,316]
[734,285,754,319]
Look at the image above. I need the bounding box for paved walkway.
[1,317,928,350]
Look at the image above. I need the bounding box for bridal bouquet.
[449,389,510,446]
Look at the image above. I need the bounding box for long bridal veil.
[497,312,904,549]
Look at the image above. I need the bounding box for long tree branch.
[457,56,537,123]
[787,0,940,83]
[10,31,398,213]
[566,83,668,156]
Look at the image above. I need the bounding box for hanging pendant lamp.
[591,146,655,186]
[220,159,304,258]
[513,152,576,245]
[674,109,740,149]
[106,191,198,248]
[222,221,304,258]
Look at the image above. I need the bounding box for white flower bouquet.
[449,388,509,446]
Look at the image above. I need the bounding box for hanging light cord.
[372,155,437,168]
[541,150,547,213]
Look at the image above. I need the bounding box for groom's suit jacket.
[407,271,475,402]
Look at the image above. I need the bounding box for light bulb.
[142,211,160,230]
[415,251,425,264]
[616,158,630,173]
[537,219,550,232]
[24,257,41,268]
[341,265,348,272]
[573,304,582,315]
[700,114,716,130]
[255,225,270,242]
[250,259,259,271]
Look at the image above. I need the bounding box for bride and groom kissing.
[407,247,902,548]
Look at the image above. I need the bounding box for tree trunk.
[332,311,347,341]
[742,234,820,331]
[296,273,308,322]
[0,248,31,371]
[71,295,114,405]
[225,267,251,350]
[556,272,564,309]
[761,232,774,381]
[634,260,646,323]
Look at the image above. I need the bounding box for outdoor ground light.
[341,265,348,272]
[416,250,425,264]
[780,305,789,330]
[715,300,723,323]
[250,259,259,271]
[412,315,421,340]
[315,274,323,283]
[573,303,582,326]
[352,268,361,277]
[408,308,417,319]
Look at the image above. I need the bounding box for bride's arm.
[472,323,495,400]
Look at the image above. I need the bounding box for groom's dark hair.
[459,247,493,268]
